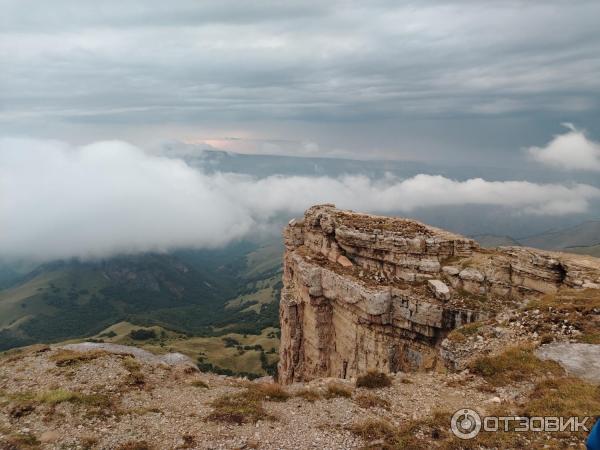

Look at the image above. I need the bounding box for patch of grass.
[122,356,141,372]
[37,388,79,404]
[356,370,392,389]
[125,406,162,415]
[354,392,390,409]
[525,289,600,344]
[578,333,600,344]
[526,288,600,313]
[397,411,453,447]
[115,441,152,450]
[523,376,600,419]
[36,388,113,408]
[294,388,322,402]
[207,389,271,425]
[50,349,107,367]
[446,322,482,343]
[1,344,50,363]
[6,388,114,418]
[122,356,145,387]
[80,435,99,450]
[190,379,209,389]
[349,418,404,447]
[470,345,564,386]
[4,432,41,449]
[389,377,600,448]
[540,333,555,344]
[324,384,352,399]
[247,382,289,402]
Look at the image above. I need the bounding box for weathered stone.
[428,279,450,301]
[459,268,484,282]
[442,266,460,276]
[337,255,353,267]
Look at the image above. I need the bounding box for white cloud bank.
[528,123,600,171]
[1,138,599,261]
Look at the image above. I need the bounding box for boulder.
[428,279,450,301]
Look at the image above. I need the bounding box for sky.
[2,0,600,164]
[1,1,600,262]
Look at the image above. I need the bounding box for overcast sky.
[2,0,599,165]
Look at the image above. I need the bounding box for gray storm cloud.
[2,138,599,262]
[2,1,600,164]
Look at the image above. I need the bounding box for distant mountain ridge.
[472,220,600,258]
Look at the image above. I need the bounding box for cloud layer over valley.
[2,138,599,262]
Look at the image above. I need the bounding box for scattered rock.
[337,255,353,267]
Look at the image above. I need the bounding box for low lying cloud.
[2,138,599,262]
[528,123,600,171]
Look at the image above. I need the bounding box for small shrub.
[5,432,41,448]
[356,370,392,389]
[354,392,390,409]
[294,388,321,402]
[122,356,141,372]
[80,435,99,449]
[116,441,152,450]
[178,435,195,449]
[349,418,400,446]
[190,380,209,389]
[122,357,145,387]
[129,329,157,340]
[249,383,289,402]
[9,401,35,418]
[324,384,352,399]
[207,390,270,424]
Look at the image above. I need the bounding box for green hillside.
[0,239,283,357]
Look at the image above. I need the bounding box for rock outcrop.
[278,204,600,383]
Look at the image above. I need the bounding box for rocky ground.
[0,343,548,450]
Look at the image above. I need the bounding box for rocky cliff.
[278,204,600,383]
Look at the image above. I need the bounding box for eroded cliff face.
[278,204,600,384]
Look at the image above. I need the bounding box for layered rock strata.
[278,204,600,383]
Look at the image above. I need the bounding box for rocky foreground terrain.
[2,205,600,449]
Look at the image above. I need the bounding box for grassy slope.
[0,237,284,376]
[84,321,279,376]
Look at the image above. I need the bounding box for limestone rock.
[459,268,484,282]
[428,279,450,301]
[278,204,600,384]
[337,255,353,267]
